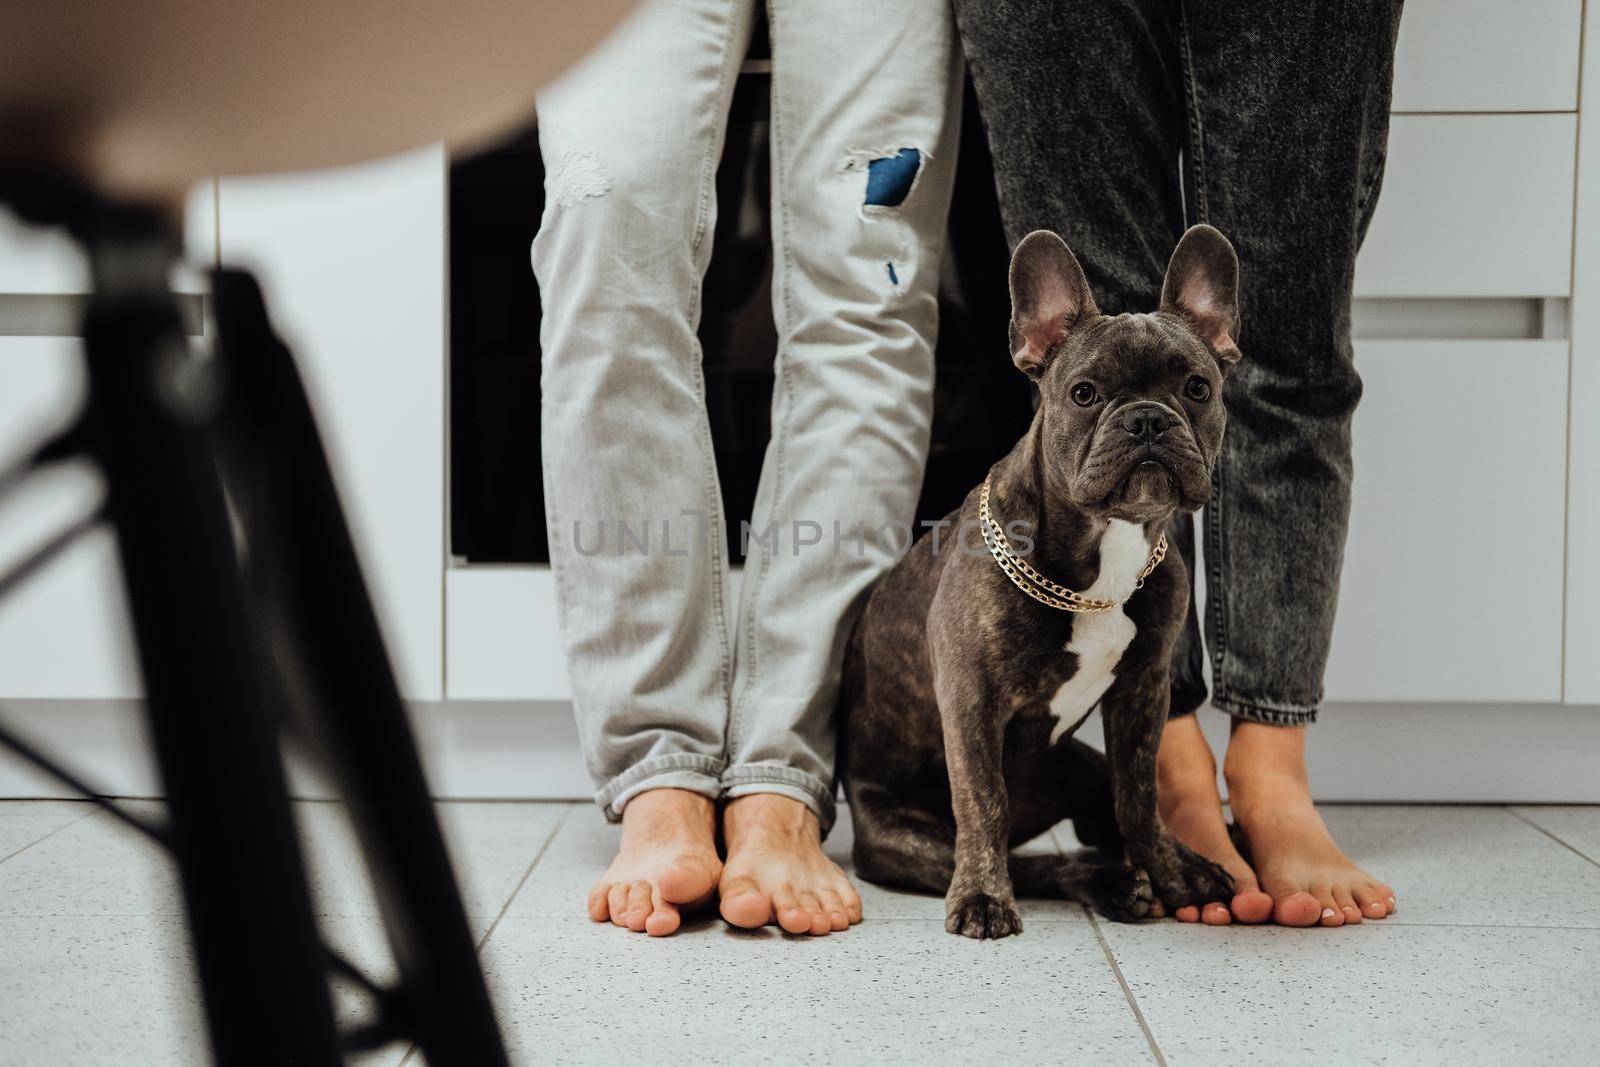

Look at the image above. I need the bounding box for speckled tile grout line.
[475,801,577,952]
[397,802,576,1067]
[0,803,102,868]
[1049,824,1166,1064]
[1508,806,1600,868]
[1088,912,1168,1067]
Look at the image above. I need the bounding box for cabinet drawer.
[1355,115,1575,298]
[1323,340,1566,702]
[1391,0,1581,112]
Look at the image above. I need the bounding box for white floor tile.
[0,801,97,863]
[0,913,410,1067]
[480,913,1153,1066]
[1314,805,1600,927]
[295,800,565,922]
[1510,806,1600,866]
[0,801,563,927]
[0,914,206,1067]
[1097,921,1600,1066]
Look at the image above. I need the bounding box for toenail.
[1322,908,1336,919]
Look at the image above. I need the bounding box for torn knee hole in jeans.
[839,147,926,285]
[839,146,926,210]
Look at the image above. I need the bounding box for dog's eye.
[1070,382,1098,407]
[1184,376,1212,402]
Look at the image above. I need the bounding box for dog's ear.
[1160,224,1241,370]
[1008,230,1099,379]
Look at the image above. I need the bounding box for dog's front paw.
[1086,866,1156,923]
[1139,837,1235,909]
[945,889,1023,940]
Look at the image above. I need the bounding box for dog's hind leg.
[850,792,1153,922]
[1007,736,1124,852]
[1055,737,1123,852]
[849,793,957,896]
[1008,853,1154,922]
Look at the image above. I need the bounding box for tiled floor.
[1,800,1596,1065]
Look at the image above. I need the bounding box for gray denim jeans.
[532,0,962,829]
[954,0,1404,725]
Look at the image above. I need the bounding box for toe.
[1175,905,1201,923]
[1147,899,1166,919]
[1334,887,1362,925]
[624,881,652,932]
[1201,902,1232,926]
[796,890,830,936]
[842,885,864,925]
[587,883,611,923]
[718,873,772,929]
[607,883,631,928]
[1230,888,1273,925]
[773,886,813,935]
[1353,883,1391,919]
[1316,887,1344,927]
[658,852,719,906]
[645,884,681,937]
[819,890,850,932]
[1272,891,1324,927]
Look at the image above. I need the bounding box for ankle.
[1222,727,1315,820]
[722,793,819,849]
[619,788,716,844]
[1157,716,1220,796]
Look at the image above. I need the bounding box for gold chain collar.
[978,476,1167,614]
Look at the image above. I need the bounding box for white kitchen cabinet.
[216,145,446,700]
[1565,0,1600,705]
[1323,340,1568,703]
[1355,115,1576,298]
[446,568,569,700]
[1391,0,1581,113]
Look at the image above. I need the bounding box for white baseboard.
[1,699,1596,804]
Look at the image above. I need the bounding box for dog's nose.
[1121,405,1174,443]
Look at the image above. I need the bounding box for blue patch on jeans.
[864,149,922,207]
[886,261,899,285]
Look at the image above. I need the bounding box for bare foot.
[719,794,862,935]
[1225,721,1397,928]
[587,788,721,937]
[1156,714,1274,925]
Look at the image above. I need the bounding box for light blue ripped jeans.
[532,0,962,833]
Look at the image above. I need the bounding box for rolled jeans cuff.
[1212,691,1319,727]
[722,764,839,837]
[596,753,726,822]
[1167,682,1210,720]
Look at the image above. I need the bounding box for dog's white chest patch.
[1046,520,1147,744]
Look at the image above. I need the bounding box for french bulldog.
[838,224,1241,938]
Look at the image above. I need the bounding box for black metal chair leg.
[77,216,342,1064]
[209,269,509,1066]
